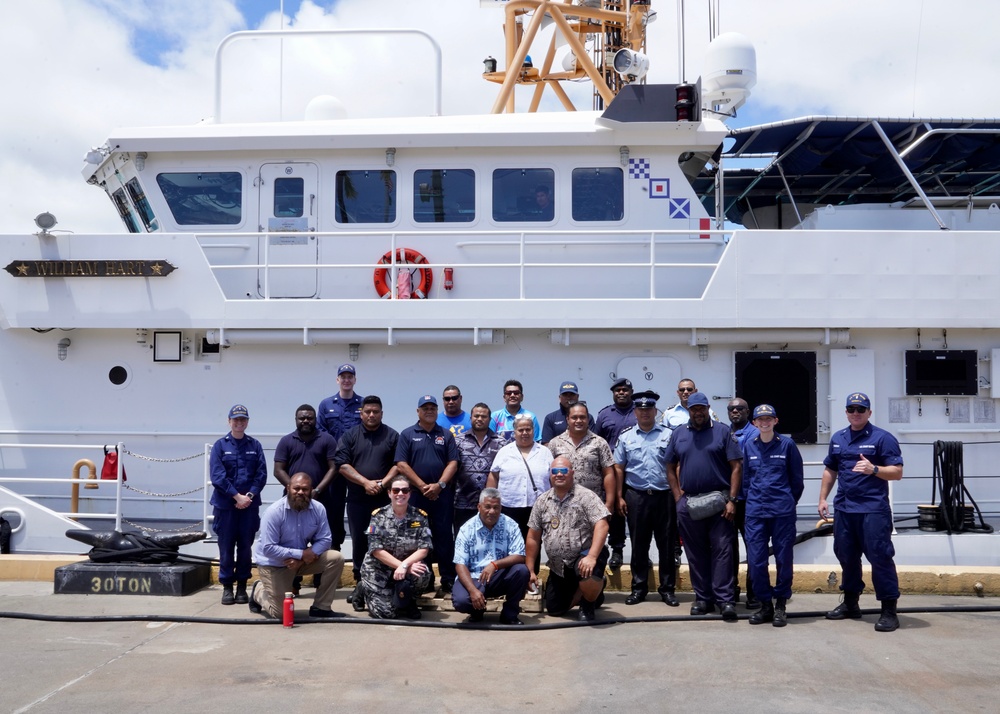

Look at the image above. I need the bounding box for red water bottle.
[283,591,294,628]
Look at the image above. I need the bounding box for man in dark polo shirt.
[334,395,397,610]
[317,363,364,551]
[666,391,742,621]
[395,394,460,594]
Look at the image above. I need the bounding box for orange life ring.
[373,248,433,299]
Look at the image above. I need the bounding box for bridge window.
[413,169,475,223]
[492,168,555,222]
[110,188,140,233]
[335,170,396,223]
[155,172,242,225]
[572,167,624,221]
[125,178,158,231]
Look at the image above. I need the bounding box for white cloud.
[1,0,998,234]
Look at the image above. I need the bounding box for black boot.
[220,584,235,606]
[825,591,862,620]
[608,548,624,571]
[748,599,773,625]
[234,581,249,605]
[772,597,787,628]
[874,598,899,632]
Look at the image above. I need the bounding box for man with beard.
[249,472,346,619]
[453,403,505,534]
[335,395,397,610]
[594,377,636,570]
[452,488,529,625]
[526,456,610,622]
[666,392,743,622]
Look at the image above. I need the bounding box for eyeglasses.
[550,467,569,475]
[846,406,868,414]
[442,395,461,402]
[678,387,695,393]
[728,406,748,412]
[390,487,411,494]
[504,390,522,396]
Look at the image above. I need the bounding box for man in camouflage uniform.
[525,456,611,622]
[360,476,434,619]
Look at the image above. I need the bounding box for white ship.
[1,0,997,565]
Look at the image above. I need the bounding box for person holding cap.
[210,404,267,606]
[317,363,364,552]
[819,392,904,632]
[613,390,679,606]
[666,391,743,621]
[595,377,637,570]
[395,394,460,594]
[742,404,804,627]
[541,380,594,444]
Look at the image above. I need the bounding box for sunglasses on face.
[728,406,748,412]
[442,395,461,402]
[390,487,411,494]
[678,387,694,393]
[846,406,868,414]
[550,467,569,475]
[505,390,522,396]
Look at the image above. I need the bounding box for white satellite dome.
[701,32,757,117]
[304,95,348,121]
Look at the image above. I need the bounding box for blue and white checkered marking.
[629,158,650,179]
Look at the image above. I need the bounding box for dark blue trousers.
[677,496,735,605]
[834,510,899,600]
[745,513,796,601]
[213,506,259,585]
[410,487,456,587]
[452,564,530,620]
[624,487,677,593]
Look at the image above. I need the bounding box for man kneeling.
[526,457,610,621]
[453,488,530,625]
[249,472,346,619]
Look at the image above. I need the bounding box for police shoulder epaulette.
[619,424,637,437]
[418,509,428,517]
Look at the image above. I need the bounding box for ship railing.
[198,227,732,300]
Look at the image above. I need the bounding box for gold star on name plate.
[17,263,29,275]
[150,262,163,275]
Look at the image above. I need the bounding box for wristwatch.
[438,480,448,490]
[872,465,880,476]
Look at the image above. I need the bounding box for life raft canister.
[373,248,433,299]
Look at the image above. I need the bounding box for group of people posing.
[209,364,905,631]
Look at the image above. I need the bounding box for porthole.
[108,365,130,388]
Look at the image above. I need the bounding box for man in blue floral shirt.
[452,488,529,625]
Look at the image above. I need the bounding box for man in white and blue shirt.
[452,487,530,625]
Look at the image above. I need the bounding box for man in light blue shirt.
[249,472,346,620]
[452,487,530,625]
[490,378,541,442]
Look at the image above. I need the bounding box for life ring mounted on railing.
[373,248,433,299]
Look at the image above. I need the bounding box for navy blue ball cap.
[752,404,777,419]
[846,392,871,409]
[228,404,249,419]
[687,392,710,408]
[337,363,356,375]
[559,381,579,394]
[418,395,438,407]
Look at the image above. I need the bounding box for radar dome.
[701,32,756,117]
[304,95,348,121]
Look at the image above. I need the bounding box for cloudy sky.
[1,0,997,234]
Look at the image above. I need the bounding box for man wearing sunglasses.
[525,456,611,622]
[819,392,904,632]
[663,378,720,430]
[490,379,541,443]
[437,385,472,438]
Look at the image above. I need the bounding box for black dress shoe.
[467,610,485,623]
[498,616,524,625]
[660,592,679,607]
[578,606,596,622]
[690,600,715,616]
[248,581,263,615]
[625,590,647,605]
[308,606,347,618]
[608,548,624,570]
[721,602,738,622]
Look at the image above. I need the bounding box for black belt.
[629,487,669,495]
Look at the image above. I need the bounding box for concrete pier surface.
[2,579,998,713]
